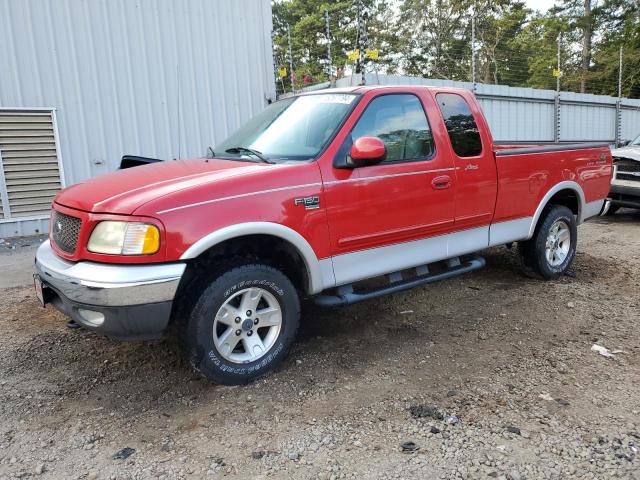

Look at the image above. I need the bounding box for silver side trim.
[582,199,605,221]
[319,258,336,290]
[488,217,533,246]
[323,167,456,185]
[330,226,489,286]
[35,240,185,306]
[157,182,323,214]
[180,222,334,294]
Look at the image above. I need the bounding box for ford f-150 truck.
[34,86,613,385]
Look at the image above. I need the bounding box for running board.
[315,257,486,307]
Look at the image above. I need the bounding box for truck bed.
[492,142,612,226]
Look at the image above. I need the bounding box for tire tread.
[518,205,577,280]
[175,262,300,385]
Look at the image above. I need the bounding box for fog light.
[77,309,105,327]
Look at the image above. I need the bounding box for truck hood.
[54,159,274,214]
[612,145,640,162]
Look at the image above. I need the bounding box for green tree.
[549,0,597,93]
[394,0,530,85]
[521,0,639,97]
[474,0,530,86]
[272,0,640,98]
[515,13,571,91]
[589,0,640,98]
[272,0,396,93]
[395,0,473,80]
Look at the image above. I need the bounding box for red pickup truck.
[35,86,612,384]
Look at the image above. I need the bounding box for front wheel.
[180,264,300,385]
[519,205,577,280]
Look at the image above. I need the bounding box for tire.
[518,205,577,280]
[179,263,300,385]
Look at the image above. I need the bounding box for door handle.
[431,175,452,190]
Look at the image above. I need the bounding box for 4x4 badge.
[294,196,320,210]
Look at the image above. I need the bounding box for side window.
[351,94,434,162]
[436,93,482,157]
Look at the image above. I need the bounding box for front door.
[320,91,457,285]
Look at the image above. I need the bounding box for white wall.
[0,0,276,237]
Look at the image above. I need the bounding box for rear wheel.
[179,263,300,385]
[519,205,577,280]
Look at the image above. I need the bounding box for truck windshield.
[631,134,640,146]
[215,93,358,162]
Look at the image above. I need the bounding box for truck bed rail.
[495,142,610,156]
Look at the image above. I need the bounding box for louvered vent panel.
[0,110,62,218]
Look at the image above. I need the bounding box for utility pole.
[556,33,561,94]
[287,24,294,93]
[271,30,280,96]
[325,10,333,85]
[618,46,623,99]
[471,15,476,90]
[616,46,623,146]
[554,33,562,143]
[356,6,366,85]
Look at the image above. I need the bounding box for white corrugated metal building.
[0,0,276,238]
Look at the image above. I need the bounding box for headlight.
[88,221,160,255]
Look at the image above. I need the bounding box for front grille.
[618,172,640,182]
[614,159,640,173]
[614,159,640,182]
[51,210,82,254]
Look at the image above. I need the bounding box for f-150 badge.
[294,196,320,210]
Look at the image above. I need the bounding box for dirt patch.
[0,212,639,479]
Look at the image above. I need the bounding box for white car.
[609,134,640,213]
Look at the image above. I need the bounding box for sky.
[524,0,557,13]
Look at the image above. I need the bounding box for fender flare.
[527,181,586,239]
[180,222,334,294]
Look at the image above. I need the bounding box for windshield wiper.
[224,147,274,164]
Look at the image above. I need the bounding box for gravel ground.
[0,235,47,253]
[0,235,47,289]
[0,213,639,479]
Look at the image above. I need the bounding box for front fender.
[180,222,335,294]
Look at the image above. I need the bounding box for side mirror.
[345,136,386,168]
[619,140,631,147]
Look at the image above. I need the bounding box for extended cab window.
[351,94,434,162]
[436,93,482,157]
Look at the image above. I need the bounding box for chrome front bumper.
[34,240,186,340]
[609,178,640,209]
